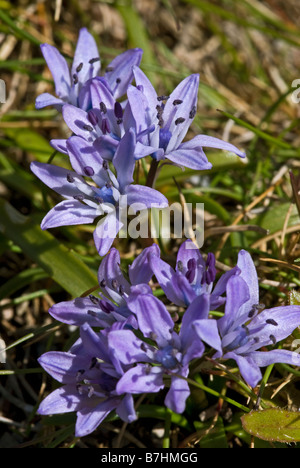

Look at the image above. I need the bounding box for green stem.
[146,159,160,188]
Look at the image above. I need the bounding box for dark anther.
[177,260,184,272]
[76,62,83,73]
[173,99,183,105]
[89,57,100,64]
[117,118,123,125]
[100,279,106,288]
[189,106,197,119]
[83,124,94,132]
[73,194,84,201]
[114,102,123,119]
[92,196,103,205]
[89,294,99,305]
[157,95,169,101]
[266,319,278,326]
[106,66,114,72]
[89,357,98,369]
[100,102,107,114]
[175,117,185,125]
[119,285,125,296]
[116,77,121,84]
[269,334,276,345]
[111,279,118,290]
[103,160,109,170]
[88,110,98,126]
[141,343,147,352]
[100,300,114,314]
[76,383,84,394]
[84,166,95,177]
[101,118,111,135]
[106,181,113,189]
[73,73,78,85]
[248,308,256,318]
[67,173,75,183]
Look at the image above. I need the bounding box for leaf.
[0,199,98,297]
[241,408,300,443]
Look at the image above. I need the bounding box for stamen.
[157,95,169,101]
[67,173,75,183]
[88,386,94,398]
[73,194,84,201]
[119,285,125,296]
[116,77,121,84]
[189,106,197,119]
[114,102,123,120]
[175,117,185,125]
[111,279,118,290]
[100,102,107,114]
[177,260,184,272]
[100,279,106,288]
[141,343,147,352]
[84,166,95,177]
[83,124,94,132]
[89,294,99,305]
[89,57,100,64]
[99,300,114,314]
[266,319,278,326]
[106,66,114,72]
[101,118,111,135]
[76,62,83,73]
[173,99,183,105]
[89,357,98,369]
[269,334,276,345]
[103,160,109,170]
[73,73,78,85]
[76,369,85,381]
[88,110,98,126]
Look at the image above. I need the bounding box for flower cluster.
[32,29,300,438]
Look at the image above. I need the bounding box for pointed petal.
[49,297,115,328]
[223,351,262,388]
[132,66,158,112]
[165,367,190,414]
[218,275,250,336]
[97,247,131,300]
[93,213,122,257]
[40,199,97,230]
[37,385,82,415]
[250,349,300,368]
[176,239,205,270]
[182,134,245,159]
[150,254,184,305]
[113,129,136,191]
[236,250,259,314]
[116,394,137,423]
[105,49,143,99]
[126,185,168,210]
[128,244,160,285]
[40,44,71,99]
[127,293,174,345]
[108,329,151,365]
[164,74,200,151]
[193,319,222,353]
[50,139,68,154]
[75,398,119,437]
[166,145,212,170]
[38,352,88,383]
[35,93,65,110]
[30,161,86,198]
[116,364,164,394]
[72,28,100,84]
[93,135,118,161]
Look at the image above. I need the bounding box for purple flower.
[213,250,300,388]
[107,290,221,414]
[49,245,160,328]
[50,77,156,160]
[37,323,137,437]
[36,27,142,111]
[31,129,168,256]
[150,239,240,308]
[126,66,246,170]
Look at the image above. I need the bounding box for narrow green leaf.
[241,408,300,442]
[0,199,98,297]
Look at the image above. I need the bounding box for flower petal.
[108,329,152,365]
[62,104,97,141]
[41,199,97,230]
[116,394,137,423]
[223,351,262,388]
[40,44,71,99]
[38,351,89,383]
[182,134,246,159]
[75,398,119,437]
[105,49,143,99]
[128,244,160,285]
[217,275,250,336]
[116,364,164,394]
[165,367,190,414]
[193,318,222,353]
[250,349,300,368]
[97,247,131,301]
[126,185,168,210]
[93,213,123,257]
[35,93,65,110]
[166,145,212,171]
[37,385,82,415]
[71,28,100,85]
